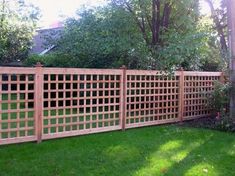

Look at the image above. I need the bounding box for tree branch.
[125,2,149,45]
[205,0,228,51]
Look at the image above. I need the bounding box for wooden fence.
[0,64,223,145]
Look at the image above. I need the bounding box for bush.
[206,81,230,115]
[215,113,235,132]
[184,81,235,132]
[24,54,79,67]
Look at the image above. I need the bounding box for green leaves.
[50,6,147,69]
[45,0,222,71]
[0,0,40,64]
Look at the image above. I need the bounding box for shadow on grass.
[0,125,235,176]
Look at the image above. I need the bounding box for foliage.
[183,115,235,132]
[1,125,235,175]
[215,113,235,132]
[196,15,228,71]
[204,0,228,56]
[188,80,235,132]
[24,54,78,68]
[110,0,203,70]
[0,0,40,64]
[48,7,149,69]
[45,0,223,70]
[206,81,230,113]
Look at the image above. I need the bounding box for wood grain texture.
[0,66,223,145]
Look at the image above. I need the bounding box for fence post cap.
[35,62,43,67]
[120,65,127,69]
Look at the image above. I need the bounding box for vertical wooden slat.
[34,63,43,143]
[179,68,184,122]
[120,65,127,131]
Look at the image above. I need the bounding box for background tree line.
[0,0,40,64]
[0,0,229,71]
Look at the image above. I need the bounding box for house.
[30,22,64,55]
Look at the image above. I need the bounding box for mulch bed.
[179,116,235,132]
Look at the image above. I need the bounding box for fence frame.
[0,65,224,145]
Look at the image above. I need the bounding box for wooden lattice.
[183,72,221,120]
[0,68,36,145]
[125,70,180,128]
[0,66,224,145]
[41,68,122,140]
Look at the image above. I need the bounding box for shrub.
[206,81,230,115]
[24,54,78,67]
[187,80,235,132]
[215,113,235,132]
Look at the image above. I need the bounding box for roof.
[30,24,64,55]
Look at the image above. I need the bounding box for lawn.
[0,125,235,176]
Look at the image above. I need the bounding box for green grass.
[0,125,235,176]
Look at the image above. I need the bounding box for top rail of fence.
[42,68,123,75]
[0,66,222,76]
[0,67,36,74]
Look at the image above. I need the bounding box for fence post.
[179,68,184,123]
[120,65,127,131]
[35,62,43,143]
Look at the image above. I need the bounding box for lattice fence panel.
[0,68,36,144]
[125,71,180,128]
[42,69,122,139]
[183,72,221,120]
[0,66,223,145]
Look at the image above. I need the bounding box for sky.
[26,0,107,27]
[26,0,213,28]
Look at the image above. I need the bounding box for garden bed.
[181,116,235,132]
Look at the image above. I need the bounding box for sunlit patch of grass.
[170,150,189,162]
[0,125,234,176]
[133,140,203,176]
[184,162,217,176]
[159,140,183,151]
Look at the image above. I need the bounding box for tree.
[110,0,204,69]
[111,0,199,47]
[0,0,40,64]
[227,0,235,118]
[204,0,228,58]
[46,0,221,70]
[49,7,149,69]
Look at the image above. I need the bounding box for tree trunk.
[161,3,171,30]
[151,0,160,46]
[228,0,235,118]
[205,0,228,53]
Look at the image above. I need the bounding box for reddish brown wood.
[0,65,223,145]
[179,68,184,122]
[35,63,43,143]
[120,65,127,131]
[182,72,220,120]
